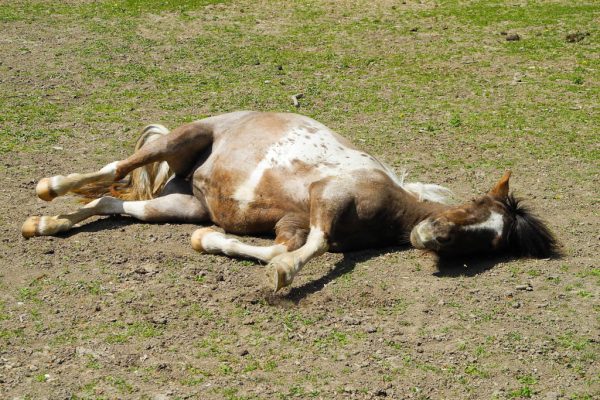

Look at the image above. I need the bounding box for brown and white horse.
[22,112,559,291]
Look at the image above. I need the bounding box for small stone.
[374,388,388,397]
[242,318,254,325]
[516,284,531,291]
[94,304,101,312]
[512,301,522,309]
[215,273,224,282]
[511,72,524,85]
[506,33,520,41]
[365,325,377,333]
[342,316,361,326]
[238,349,249,357]
[566,32,589,43]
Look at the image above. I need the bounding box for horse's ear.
[488,170,511,199]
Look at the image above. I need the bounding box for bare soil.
[1,1,598,399]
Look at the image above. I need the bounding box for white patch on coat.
[463,211,504,236]
[233,122,386,205]
[99,161,119,176]
[37,216,50,235]
[122,201,148,219]
[229,117,453,206]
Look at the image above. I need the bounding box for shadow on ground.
[59,216,139,237]
[433,253,515,277]
[279,249,514,304]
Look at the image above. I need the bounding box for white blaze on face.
[463,210,504,237]
[233,121,385,205]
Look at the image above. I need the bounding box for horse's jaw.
[409,219,441,251]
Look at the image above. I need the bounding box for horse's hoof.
[21,216,41,238]
[36,178,58,201]
[190,227,221,253]
[265,262,293,293]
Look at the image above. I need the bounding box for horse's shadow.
[286,249,514,302]
[59,216,138,238]
[432,253,515,277]
[56,217,511,302]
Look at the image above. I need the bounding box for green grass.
[0,0,597,182]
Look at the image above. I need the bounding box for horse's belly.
[191,112,391,233]
[193,164,314,234]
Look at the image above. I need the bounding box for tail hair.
[72,124,174,202]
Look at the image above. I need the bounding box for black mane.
[502,194,561,258]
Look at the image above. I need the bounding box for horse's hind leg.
[22,192,208,238]
[35,121,213,201]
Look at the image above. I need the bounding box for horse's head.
[410,171,560,258]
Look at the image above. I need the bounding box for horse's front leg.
[265,177,353,292]
[265,227,330,292]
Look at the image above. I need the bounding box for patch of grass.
[509,386,533,399]
[517,374,538,385]
[377,297,409,315]
[0,301,9,321]
[263,360,277,372]
[449,114,462,128]
[557,333,589,351]
[104,321,164,344]
[465,364,489,378]
[105,376,134,394]
[181,365,209,386]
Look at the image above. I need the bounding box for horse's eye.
[437,235,452,244]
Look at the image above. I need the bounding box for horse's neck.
[390,188,450,233]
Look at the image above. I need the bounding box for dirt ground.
[1,1,598,399]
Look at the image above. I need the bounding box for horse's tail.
[72,124,174,201]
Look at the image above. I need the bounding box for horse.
[22,111,559,292]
